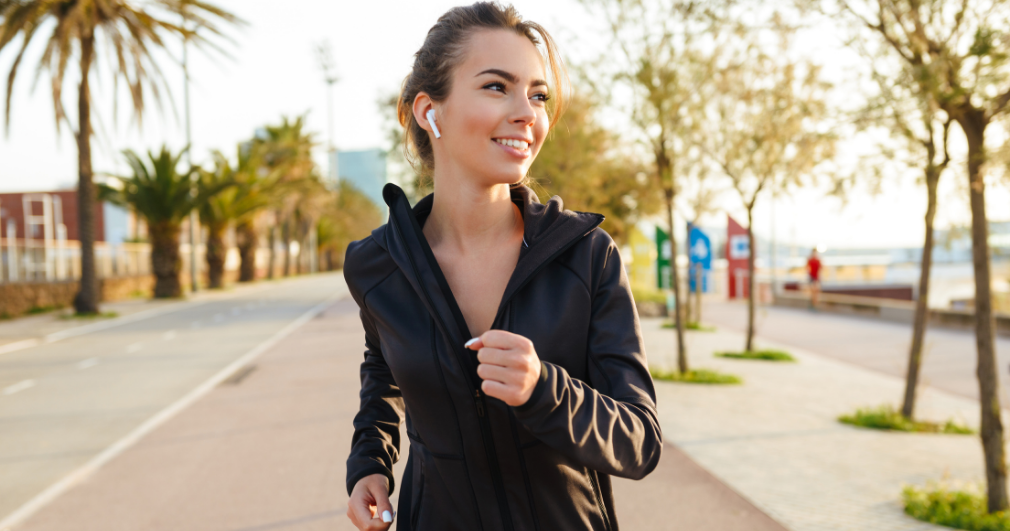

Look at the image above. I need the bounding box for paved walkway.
[643,311,986,531]
[4,283,785,530]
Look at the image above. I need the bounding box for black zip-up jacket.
[344,183,662,531]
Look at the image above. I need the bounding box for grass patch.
[26,305,59,315]
[650,367,742,385]
[59,311,119,320]
[662,321,717,332]
[839,404,974,434]
[904,481,1010,530]
[632,287,667,304]
[715,350,796,362]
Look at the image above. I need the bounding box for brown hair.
[396,2,570,180]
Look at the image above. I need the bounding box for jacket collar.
[375,183,603,346]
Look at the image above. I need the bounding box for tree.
[0,0,240,314]
[856,57,952,421]
[702,20,835,353]
[827,0,1010,512]
[197,145,279,288]
[316,180,383,270]
[101,146,230,297]
[582,0,726,374]
[253,116,318,278]
[530,91,660,246]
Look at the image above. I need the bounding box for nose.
[510,93,537,128]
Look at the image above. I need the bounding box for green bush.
[904,482,1010,530]
[716,350,796,362]
[650,367,742,385]
[60,311,119,320]
[662,321,716,332]
[839,404,973,434]
[632,287,667,304]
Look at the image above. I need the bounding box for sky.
[0,0,1007,250]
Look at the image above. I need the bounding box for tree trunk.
[958,111,1007,513]
[665,190,688,373]
[236,220,257,282]
[267,223,276,280]
[282,220,291,277]
[901,166,939,419]
[73,35,99,315]
[150,221,182,298]
[745,206,756,353]
[205,222,226,289]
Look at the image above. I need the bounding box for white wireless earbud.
[426,109,441,139]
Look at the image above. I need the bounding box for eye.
[483,81,506,93]
[532,92,551,103]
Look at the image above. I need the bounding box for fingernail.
[382,510,393,523]
[464,338,479,348]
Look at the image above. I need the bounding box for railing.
[0,240,152,283]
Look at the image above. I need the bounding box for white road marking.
[0,289,344,530]
[0,339,41,357]
[163,330,177,341]
[77,358,99,370]
[3,380,36,396]
[126,343,143,354]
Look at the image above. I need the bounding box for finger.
[477,362,514,384]
[368,482,395,527]
[476,347,511,367]
[349,493,377,528]
[482,379,518,403]
[479,330,528,349]
[464,337,483,350]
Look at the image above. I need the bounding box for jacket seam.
[358,266,400,313]
[555,258,592,295]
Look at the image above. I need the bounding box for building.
[334,148,387,210]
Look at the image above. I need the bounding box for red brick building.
[0,191,106,242]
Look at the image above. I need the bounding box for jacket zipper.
[389,205,514,531]
[588,469,613,531]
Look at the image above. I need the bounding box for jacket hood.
[372,182,604,345]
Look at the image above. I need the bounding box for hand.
[466,330,542,407]
[347,473,395,530]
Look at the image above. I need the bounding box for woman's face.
[428,29,550,186]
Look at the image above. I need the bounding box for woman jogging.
[343,3,662,530]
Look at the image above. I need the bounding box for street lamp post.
[183,14,198,293]
[315,42,339,186]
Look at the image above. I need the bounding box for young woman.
[344,3,661,530]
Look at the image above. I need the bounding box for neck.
[424,170,521,254]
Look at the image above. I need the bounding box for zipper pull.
[473,389,485,417]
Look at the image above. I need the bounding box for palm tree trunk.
[73,34,99,314]
[267,222,276,280]
[901,167,939,419]
[745,205,756,353]
[958,111,1007,513]
[150,221,182,298]
[236,221,257,282]
[205,222,226,289]
[282,220,291,277]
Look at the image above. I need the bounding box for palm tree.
[0,0,240,313]
[101,146,230,297]
[197,145,279,288]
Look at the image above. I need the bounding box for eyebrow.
[476,68,548,88]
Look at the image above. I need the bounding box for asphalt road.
[703,299,1010,403]
[1,275,785,531]
[0,275,347,528]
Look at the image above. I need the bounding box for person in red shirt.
[807,248,822,309]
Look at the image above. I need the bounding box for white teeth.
[495,138,529,150]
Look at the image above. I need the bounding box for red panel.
[726,215,750,299]
[0,190,105,242]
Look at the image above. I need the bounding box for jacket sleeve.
[345,305,404,496]
[512,236,662,480]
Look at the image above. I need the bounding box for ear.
[412,93,436,134]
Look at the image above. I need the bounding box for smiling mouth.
[493,138,530,151]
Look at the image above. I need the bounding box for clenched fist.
[465,330,542,407]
